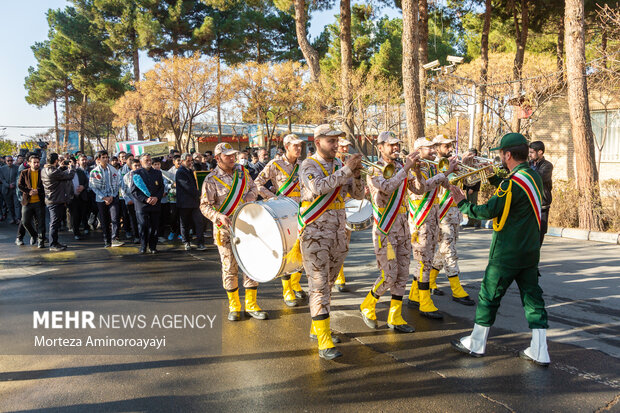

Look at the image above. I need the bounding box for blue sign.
[59,130,79,152]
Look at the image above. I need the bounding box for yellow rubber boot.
[226,289,242,321]
[430,268,439,290]
[407,279,419,308]
[387,299,415,333]
[309,321,341,343]
[290,271,307,299]
[314,318,342,360]
[281,277,298,307]
[419,287,443,319]
[335,266,347,291]
[245,288,268,320]
[449,275,475,306]
[360,292,379,329]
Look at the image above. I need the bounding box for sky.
[0,1,401,144]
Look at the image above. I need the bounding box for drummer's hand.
[449,185,466,203]
[217,213,232,229]
[345,153,363,174]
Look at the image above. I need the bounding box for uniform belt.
[377,205,408,214]
[301,200,345,210]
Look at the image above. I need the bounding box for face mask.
[238,159,248,166]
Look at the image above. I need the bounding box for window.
[591,110,620,162]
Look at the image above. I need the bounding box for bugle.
[341,152,395,179]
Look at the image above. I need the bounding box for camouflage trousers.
[216,228,258,291]
[432,214,460,277]
[371,215,411,297]
[301,221,349,318]
[409,206,439,283]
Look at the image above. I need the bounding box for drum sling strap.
[212,166,247,245]
[284,157,342,265]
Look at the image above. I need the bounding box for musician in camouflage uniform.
[430,134,475,306]
[200,142,268,322]
[333,137,353,292]
[255,134,307,307]
[298,124,364,360]
[359,131,426,333]
[407,137,456,319]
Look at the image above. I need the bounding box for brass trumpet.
[341,152,395,179]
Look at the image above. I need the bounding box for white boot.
[522,329,550,366]
[460,324,490,355]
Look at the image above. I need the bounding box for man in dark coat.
[41,153,75,251]
[175,153,206,251]
[131,153,164,254]
[529,141,553,244]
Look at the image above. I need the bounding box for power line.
[0,125,54,129]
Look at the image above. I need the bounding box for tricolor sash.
[275,162,299,197]
[511,170,542,229]
[437,189,454,222]
[297,158,341,233]
[372,178,408,235]
[214,166,247,218]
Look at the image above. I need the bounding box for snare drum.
[230,197,302,283]
[345,199,373,231]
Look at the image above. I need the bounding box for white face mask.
[238,159,248,166]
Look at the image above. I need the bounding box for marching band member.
[255,134,307,307]
[430,135,475,306]
[450,133,550,366]
[359,131,425,333]
[292,124,364,360]
[333,137,353,292]
[406,137,456,319]
[200,142,267,322]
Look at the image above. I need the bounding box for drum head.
[346,199,372,224]
[232,203,286,283]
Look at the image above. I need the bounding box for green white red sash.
[437,189,453,222]
[275,163,299,197]
[217,166,247,217]
[372,178,407,235]
[408,187,438,227]
[511,169,542,229]
[297,158,341,233]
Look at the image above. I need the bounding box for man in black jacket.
[529,141,553,244]
[69,155,90,240]
[41,153,75,251]
[175,153,206,251]
[131,153,164,254]
[18,154,46,248]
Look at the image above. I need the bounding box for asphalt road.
[0,221,618,413]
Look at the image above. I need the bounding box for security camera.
[422,60,440,70]
[447,55,464,64]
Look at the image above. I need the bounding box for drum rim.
[345,198,373,231]
[231,197,301,282]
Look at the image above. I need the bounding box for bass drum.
[230,197,302,283]
[345,198,373,231]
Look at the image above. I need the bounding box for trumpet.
[341,152,395,179]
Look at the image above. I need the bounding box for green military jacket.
[458,162,543,269]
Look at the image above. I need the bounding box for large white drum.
[345,199,373,231]
[230,197,302,283]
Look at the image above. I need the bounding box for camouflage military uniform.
[368,160,425,297]
[254,156,301,202]
[299,154,364,318]
[432,189,462,276]
[200,165,259,291]
[408,165,448,284]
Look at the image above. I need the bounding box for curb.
[476,220,620,245]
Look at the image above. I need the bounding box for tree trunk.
[216,49,222,143]
[565,0,604,231]
[556,17,565,84]
[601,29,607,69]
[53,98,60,148]
[340,0,355,143]
[79,94,87,152]
[511,0,529,133]
[64,79,69,150]
[401,0,424,149]
[293,0,320,82]
[418,0,428,128]
[132,47,144,140]
[474,0,492,150]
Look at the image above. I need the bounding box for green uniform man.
[449,133,550,367]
